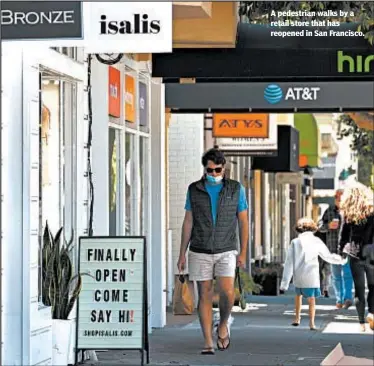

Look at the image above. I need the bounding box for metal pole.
[247,156,252,279]
[204,113,214,150]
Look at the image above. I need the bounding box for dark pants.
[318,257,331,292]
[350,257,374,323]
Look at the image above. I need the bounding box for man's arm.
[179,210,193,257]
[237,210,249,258]
[177,189,193,272]
[237,184,249,266]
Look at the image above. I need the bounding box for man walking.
[319,189,353,309]
[177,148,249,354]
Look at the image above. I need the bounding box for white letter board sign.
[76,236,147,351]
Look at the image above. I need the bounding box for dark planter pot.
[253,274,280,296]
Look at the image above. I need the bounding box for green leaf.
[64,274,83,319]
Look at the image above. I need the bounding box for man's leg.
[188,251,215,350]
[215,251,237,350]
[197,281,214,349]
[216,276,235,349]
[331,264,343,307]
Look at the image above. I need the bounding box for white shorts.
[188,250,238,281]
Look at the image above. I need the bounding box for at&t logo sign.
[264,85,283,104]
[264,84,321,104]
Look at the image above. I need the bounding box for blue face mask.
[206,175,223,184]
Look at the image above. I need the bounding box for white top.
[280,232,348,290]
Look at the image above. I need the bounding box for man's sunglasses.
[206,167,223,173]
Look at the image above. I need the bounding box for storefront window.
[109,128,120,235]
[139,137,149,235]
[38,74,77,301]
[125,132,135,235]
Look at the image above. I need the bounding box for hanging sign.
[84,2,172,53]
[108,67,121,118]
[76,236,149,361]
[215,115,278,156]
[1,2,172,53]
[213,114,269,138]
[139,82,148,127]
[125,74,136,123]
[1,1,83,41]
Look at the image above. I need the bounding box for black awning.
[152,23,373,80]
[164,82,374,111]
[152,48,374,80]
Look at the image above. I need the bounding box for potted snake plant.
[41,222,85,366]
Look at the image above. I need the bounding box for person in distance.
[280,218,347,330]
[339,186,374,332]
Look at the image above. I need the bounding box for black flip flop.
[291,322,300,326]
[201,347,215,355]
[217,325,231,351]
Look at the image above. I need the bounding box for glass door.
[125,131,136,235]
[108,127,121,236]
[139,136,149,236]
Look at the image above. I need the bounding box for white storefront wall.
[2,47,166,365]
[168,114,205,275]
[2,45,87,365]
[90,57,166,329]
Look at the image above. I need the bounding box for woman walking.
[280,218,347,330]
[339,186,374,332]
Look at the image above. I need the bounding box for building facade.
[1,46,168,365]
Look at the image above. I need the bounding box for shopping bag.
[172,275,194,315]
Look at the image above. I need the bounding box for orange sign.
[108,66,120,117]
[299,155,308,167]
[125,74,136,123]
[213,114,269,138]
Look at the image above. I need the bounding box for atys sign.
[213,113,269,138]
[213,114,278,156]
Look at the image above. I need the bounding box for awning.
[164,82,374,112]
[294,114,322,168]
[152,22,373,80]
[347,112,374,131]
[313,156,336,178]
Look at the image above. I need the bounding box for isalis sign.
[1,2,172,53]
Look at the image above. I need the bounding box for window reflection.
[125,133,134,235]
[108,128,118,236]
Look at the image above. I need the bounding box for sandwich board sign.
[75,236,149,365]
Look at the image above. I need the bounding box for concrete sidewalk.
[87,297,374,366]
